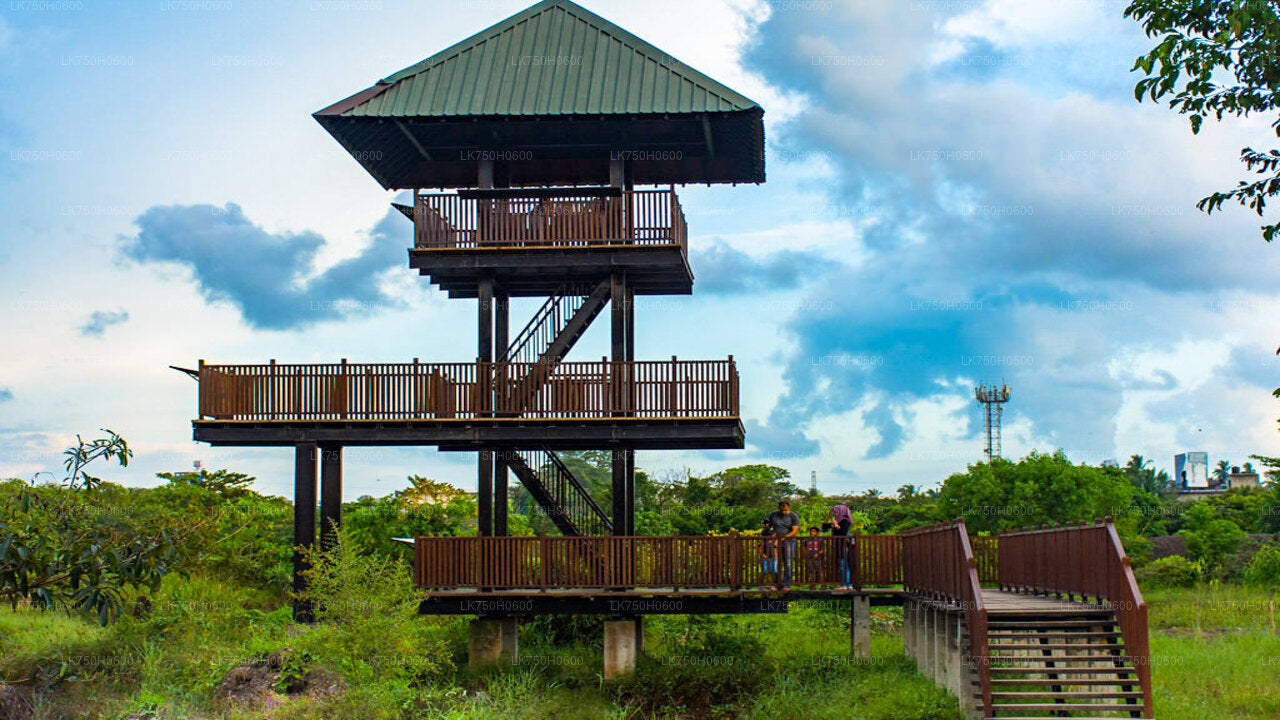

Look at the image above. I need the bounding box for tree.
[1213,459,1231,486]
[1123,454,1173,495]
[1177,501,1246,574]
[1126,0,1280,240]
[937,451,1143,534]
[156,468,255,499]
[1,432,175,624]
[62,428,131,489]
[1251,454,1280,485]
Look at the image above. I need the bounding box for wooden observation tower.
[187,0,762,615]
[180,5,1158,712]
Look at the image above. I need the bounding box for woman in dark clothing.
[828,505,856,590]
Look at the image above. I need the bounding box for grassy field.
[1143,584,1280,720]
[0,578,1276,719]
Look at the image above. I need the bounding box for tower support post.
[292,443,318,623]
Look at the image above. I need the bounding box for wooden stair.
[972,609,1152,719]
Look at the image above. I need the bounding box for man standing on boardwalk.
[767,501,800,590]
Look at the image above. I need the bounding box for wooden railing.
[415,534,902,591]
[901,520,991,716]
[197,359,738,421]
[411,533,1010,591]
[415,189,687,252]
[997,519,1152,713]
[510,449,612,536]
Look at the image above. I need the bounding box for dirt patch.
[215,651,344,710]
[0,684,34,720]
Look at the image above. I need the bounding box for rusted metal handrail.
[197,359,738,421]
[901,520,991,717]
[414,189,687,251]
[997,518,1152,715]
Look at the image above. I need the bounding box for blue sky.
[1,0,1277,499]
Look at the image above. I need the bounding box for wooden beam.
[194,419,746,450]
[612,448,627,537]
[293,443,318,623]
[478,450,494,537]
[320,445,342,550]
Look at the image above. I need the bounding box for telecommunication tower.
[974,384,1011,460]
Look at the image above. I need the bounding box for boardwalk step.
[989,620,1117,628]
[991,691,1145,699]
[989,667,1137,675]
[988,631,1120,639]
[988,702,1152,707]
[988,676,1141,681]
[983,645,1126,650]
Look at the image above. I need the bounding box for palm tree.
[1213,459,1231,486]
[1126,454,1151,474]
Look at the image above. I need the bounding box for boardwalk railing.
[197,358,738,421]
[415,189,687,252]
[901,520,991,716]
[411,533,1004,591]
[997,518,1152,713]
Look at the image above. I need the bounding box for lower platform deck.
[192,417,744,449]
[418,586,906,615]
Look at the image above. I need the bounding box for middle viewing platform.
[404,186,693,298]
[191,358,742,450]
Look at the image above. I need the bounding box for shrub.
[1244,544,1280,588]
[1135,555,1199,589]
[295,528,451,691]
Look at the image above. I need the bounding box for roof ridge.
[376,0,757,110]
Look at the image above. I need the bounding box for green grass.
[1140,584,1280,720]
[5,578,1278,719]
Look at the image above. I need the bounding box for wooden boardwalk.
[981,589,1113,614]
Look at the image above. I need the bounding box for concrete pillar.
[946,613,964,702]
[634,615,645,657]
[500,617,518,665]
[905,601,916,661]
[469,619,505,668]
[604,619,638,679]
[926,607,936,678]
[851,595,871,658]
[933,608,947,686]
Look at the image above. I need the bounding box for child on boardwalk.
[804,527,823,589]
[759,520,778,590]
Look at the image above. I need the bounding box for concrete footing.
[851,595,871,658]
[902,599,978,718]
[604,619,639,680]
[469,618,518,668]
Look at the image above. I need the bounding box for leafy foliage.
[936,451,1146,534]
[0,432,175,625]
[1136,555,1200,589]
[1243,543,1280,588]
[61,429,131,490]
[1127,0,1280,240]
[295,527,447,689]
[1177,501,1246,574]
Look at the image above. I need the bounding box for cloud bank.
[121,203,409,331]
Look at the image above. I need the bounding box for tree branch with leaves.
[1126,0,1280,239]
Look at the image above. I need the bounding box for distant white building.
[1175,452,1208,489]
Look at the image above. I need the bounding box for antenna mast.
[974,384,1011,460]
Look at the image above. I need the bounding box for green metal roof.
[332,0,761,118]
